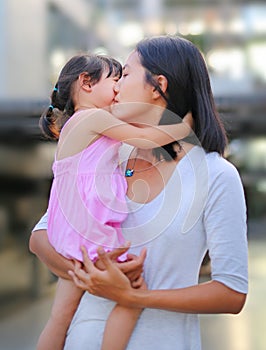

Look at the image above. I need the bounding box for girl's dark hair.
[40,54,122,139]
[136,36,227,159]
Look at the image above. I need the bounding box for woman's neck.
[127,103,166,129]
[133,142,194,164]
[134,148,155,162]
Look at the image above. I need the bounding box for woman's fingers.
[96,247,115,270]
[80,246,95,273]
[68,270,87,290]
[106,242,130,262]
[69,246,147,296]
[73,259,89,280]
[68,260,90,290]
[69,246,133,300]
[140,247,147,261]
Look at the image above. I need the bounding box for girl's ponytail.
[39,84,65,140]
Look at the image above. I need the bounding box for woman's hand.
[69,246,138,304]
[94,243,131,270]
[96,244,147,284]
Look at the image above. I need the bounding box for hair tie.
[49,104,54,110]
[53,87,58,92]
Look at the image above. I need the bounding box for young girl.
[37,53,192,350]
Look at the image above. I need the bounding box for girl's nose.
[114,80,120,93]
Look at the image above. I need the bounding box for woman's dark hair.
[136,36,227,159]
[40,54,122,139]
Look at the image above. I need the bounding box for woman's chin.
[111,102,129,120]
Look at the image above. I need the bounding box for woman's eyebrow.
[122,64,129,71]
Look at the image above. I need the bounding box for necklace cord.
[124,143,183,177]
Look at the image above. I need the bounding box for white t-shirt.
[33,146,248,350]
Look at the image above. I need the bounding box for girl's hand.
[131,274,147,290]
[69,246,133,304]
[118,248,147,283]
[183,111,194,130]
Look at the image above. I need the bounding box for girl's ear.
[152,75,168,100]
[78,72,92,92]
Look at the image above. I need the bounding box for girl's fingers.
[118,247,147,276]
[125,268,143,282]
[131,275,146,289]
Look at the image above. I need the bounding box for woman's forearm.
[29,231,143,280]
[70,248,246,315]
[124,280,246,315]
[29,229,73,279]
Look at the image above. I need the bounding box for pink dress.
[47,136,128,262]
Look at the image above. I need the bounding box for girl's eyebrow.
[122,64,129,70]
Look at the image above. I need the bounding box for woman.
[30,36,248,350]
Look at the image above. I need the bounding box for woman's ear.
[152,75,168,100]
[78,72,92,92]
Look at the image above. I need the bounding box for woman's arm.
[29,229,146,282]
[126,280,246,314]
[29,230,74,279]
[69,247,246,315]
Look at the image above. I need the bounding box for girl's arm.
[70,247,246,315]
[68,109,193,150]
[95,111,193,148]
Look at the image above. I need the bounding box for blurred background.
[0,0,265,349]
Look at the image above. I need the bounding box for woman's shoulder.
[205,151,242,184]
[119,144,134,160]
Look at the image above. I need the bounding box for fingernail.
[98,247,105,255]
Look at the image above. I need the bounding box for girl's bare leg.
[37,277,83,350]
[101,305,142,350]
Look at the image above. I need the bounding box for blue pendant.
[125,169,134,177]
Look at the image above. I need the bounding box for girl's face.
[111,51,158,122]
[89,70,119,110]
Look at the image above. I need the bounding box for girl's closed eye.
[122,69,128,78]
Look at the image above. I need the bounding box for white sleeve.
[204,160,248,294]
[32,212,48,231]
